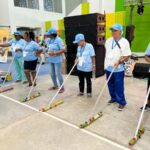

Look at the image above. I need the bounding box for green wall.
[125,5,150,52]
[115,0,124,11]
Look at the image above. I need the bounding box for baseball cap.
[110,24,123,31]
[14,31,22,36]
[48,28,57,35]
[73,34,85,44]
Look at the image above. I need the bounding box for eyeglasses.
[112,30,118,32]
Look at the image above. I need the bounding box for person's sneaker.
[140,104,150,111]
[16,80,21,83]
[118,104,125,111]
[59,88,65,93]
[22,81,28,84]
[108,100,116,105]
[48,86,58,91]
[87,93,92,97]
[77,92,84,96]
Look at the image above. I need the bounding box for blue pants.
[106,70,127,105]
[49,63,64,87]
[14,57,26,81]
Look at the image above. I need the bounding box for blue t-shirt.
[23,41,39,61]
[48,36,65,63]
[9,39,26,59]
[145,43,150,56]
[76,43,95,72]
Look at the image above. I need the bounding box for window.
[14,0,27,8]
[44,0,62,13]
[14,0,39,9]
[44,0,54,12]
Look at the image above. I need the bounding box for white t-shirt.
[104,37,131,72]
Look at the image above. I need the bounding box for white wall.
[0,0,10,27]
[68,0,116,17]
[1,0,65,34]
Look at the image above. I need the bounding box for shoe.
[77,92,84,96]
[28,83,32,87]
[48,86,58,91]
[87,93,92,97]
[108,100,116,105]
[140,104,150,111]
[59,88,65,93]
[16,80,21,83]
[22,81,28,84]
[118,104,125,111]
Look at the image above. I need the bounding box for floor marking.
[0,94,131,150]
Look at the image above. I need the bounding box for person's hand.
[49,51,56,56]
[75,58,79,64]
[36,50,43,56]
[92,65,96,72]
[15,48,20,52]
[114,62,120,69]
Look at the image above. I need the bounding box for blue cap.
[14,31,22,36]
[45,32,51,36]
[110,24,123,31]
[48,28,57,35]
[73,34,85,44]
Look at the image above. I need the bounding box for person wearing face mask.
[74,34,96,97]
[0,32,27,83]
[105,24,131,111]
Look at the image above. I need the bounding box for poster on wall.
[0,27,10,63]
[0,55,7,63]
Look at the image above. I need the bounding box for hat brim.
[73,40,78,44]
[110,27,121,31]
[14,33,21,36]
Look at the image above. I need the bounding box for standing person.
[47,28,66,93]
[140,42,150,111]
[0,32,27,83]
[73,34,96,97]
[105,23,131,111]
[23,32,42,87]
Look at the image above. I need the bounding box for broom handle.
[90,67,116,116]
[2,53,16,87]
[134,85,150,138]
[27,59,43,99]
[48,61,78,106]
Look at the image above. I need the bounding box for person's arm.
[0,43,10,47]
[114,40,131,68]
[145,55,150,63]
[49,38,66,56]
[92,56,96,72]
[0,43,10,56]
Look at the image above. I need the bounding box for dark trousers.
[106,70,127,106]
[147,77,150,100]
[78,70,92,94]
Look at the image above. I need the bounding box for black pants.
[78,70,92,94]
[147,77,150,100]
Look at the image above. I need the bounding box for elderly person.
[105,24,131,111]
[0,31,27,83]
[74,34,96,97]
[140,43,150,111]
[47,28,66,93]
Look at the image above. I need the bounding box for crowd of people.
[0,23,150,111]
